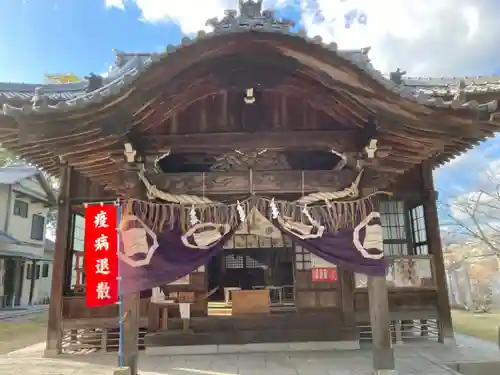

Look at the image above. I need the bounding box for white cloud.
[104,0,500,77]
[105,0,126,10]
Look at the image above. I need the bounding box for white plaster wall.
[7,198,49,250]
[0,185,10,231]
[19,261,53,306]
[0,175,54,307]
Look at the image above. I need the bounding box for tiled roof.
[399,76,500,96]
[0,54,153,104]
[0,2,497,117]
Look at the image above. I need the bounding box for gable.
[15,176,52,203]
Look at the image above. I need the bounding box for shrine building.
[0,1,499,374]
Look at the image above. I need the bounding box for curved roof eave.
[1,6,497,119]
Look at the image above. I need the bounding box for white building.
[0,166,56,308]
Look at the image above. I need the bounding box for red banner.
[84,204,118,307]
[312,267,338,282]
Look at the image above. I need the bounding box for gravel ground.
[0,311,48,354]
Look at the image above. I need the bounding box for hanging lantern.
[244,88,255,104]
[365,139,378,158]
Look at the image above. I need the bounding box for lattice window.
[224,254,244,269]
[380,200,410,255]
[295,245,311,270]
[245,256,264,268]
[410,205,429,255]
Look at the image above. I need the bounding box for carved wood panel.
[147,169,360,195]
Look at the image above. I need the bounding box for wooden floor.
[207,301,296,316]
[145,309,357,347]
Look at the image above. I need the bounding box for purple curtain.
[119,223,235,294]
[273,218,386,276]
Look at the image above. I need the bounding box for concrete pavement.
[2,334,498,374]
[0,343,464,375]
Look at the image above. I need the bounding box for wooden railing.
[355,255,436,289]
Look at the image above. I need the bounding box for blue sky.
[0,0,374,83]
[0,0,307,83]
[0,0,182,82]
[1,0,500,226]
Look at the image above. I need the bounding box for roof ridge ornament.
[389,68,406,85]
[84,73,104,93]
[205,0,295,34]
[31,87,48,109]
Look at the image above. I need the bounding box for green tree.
[0,148,17,166]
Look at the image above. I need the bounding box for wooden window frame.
[13,199,28,218]
[26,263,33,280]
[42,263,50,278]
[409,204,429,255]
[294,244,311,270]
[30,214,45,241]
[379,198,412,256]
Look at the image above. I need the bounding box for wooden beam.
[17,110,134,145]
[140,130,359,152]
[146,169,370,195]
[421,161,454,343]
[46,163,72,354]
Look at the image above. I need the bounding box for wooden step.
[166,311,344,333]
[145,327,357,347]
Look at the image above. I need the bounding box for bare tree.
[439,169,500,313]
[441,168,500,261]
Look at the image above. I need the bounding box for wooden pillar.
[12,259,23,307]
[122,292,140,375]
[367,275,395,373]
[120,167,146,375]
[421,162,454,343]
[46,163,72,354]
[339,267,358,341]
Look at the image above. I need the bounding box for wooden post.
[28,260,36,305]
[122,292,140,375]
[421,162,454,343]
[339,267,358,342]
[120,170,146,375]
[46,163,72,355]
[12,259,23,307]
[367,275,395,373]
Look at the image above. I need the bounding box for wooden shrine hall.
[1,1,500,374]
